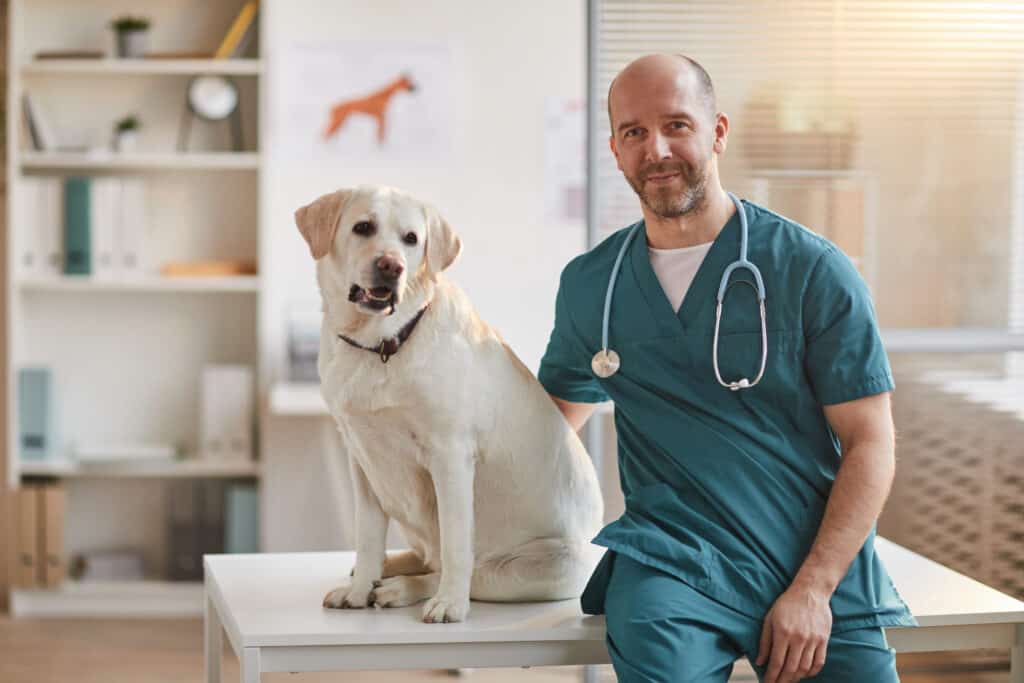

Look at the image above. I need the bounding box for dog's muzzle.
[349,283,396,313]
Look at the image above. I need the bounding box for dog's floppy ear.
[294,189,352,260]
[424,205,462,275]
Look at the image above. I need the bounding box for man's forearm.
[791,439,895,596]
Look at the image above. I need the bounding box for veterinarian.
[539,54,916,683]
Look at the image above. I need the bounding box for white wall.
[261,0,586,382]
[260,1,586,551]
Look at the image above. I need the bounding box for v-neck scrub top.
[538,199,916,633]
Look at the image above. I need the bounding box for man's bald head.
[607,54,717,132]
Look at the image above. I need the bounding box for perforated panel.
[881,355,1024,600]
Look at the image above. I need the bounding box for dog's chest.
[322,349,423,411]
[320,351,441,461]
[322,357,440,550]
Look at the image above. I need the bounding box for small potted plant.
[113,115,140,152]
[111,16,150,58]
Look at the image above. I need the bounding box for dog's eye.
[352,221,375,236]
[402,232,418,246]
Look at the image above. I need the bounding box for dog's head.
[295,186,461,316]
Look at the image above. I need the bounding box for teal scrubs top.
[539,199,916,633]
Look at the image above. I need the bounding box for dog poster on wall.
[277,42,453,161]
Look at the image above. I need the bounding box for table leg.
[241,647,261,683]
[1011,625,1023,683]
[582,664,602,683]
[205,591,222,683]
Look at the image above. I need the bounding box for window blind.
[589,0,1024,331]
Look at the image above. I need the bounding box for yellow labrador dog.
[295,185,603,623]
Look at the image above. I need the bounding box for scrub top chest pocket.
[708,277,794,391]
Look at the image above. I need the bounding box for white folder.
[117,178,146,277]
[199,365,254,461]
[41,178,64,278]
[18,177,44,279]
[90,178,119,280]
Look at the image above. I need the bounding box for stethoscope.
[591,192,768,391]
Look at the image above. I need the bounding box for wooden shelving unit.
[6,0,265,617]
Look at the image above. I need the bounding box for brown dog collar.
[337,305,429,363]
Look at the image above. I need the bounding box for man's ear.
[294,189,353,260]
[424,205,462,275]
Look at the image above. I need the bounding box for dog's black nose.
[376,255,405,280]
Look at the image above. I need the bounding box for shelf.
[11,579,203,618]
[18,275,260,293]
[23,58,263,76]
[271,382,328,416]
[746,169,870,179]
[882,328,1024,353]
[269,381,617,420]
[19,458,261,479]
[21,151,260,171]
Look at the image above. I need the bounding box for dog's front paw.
[323,580,375,609]
[422,592,470,623]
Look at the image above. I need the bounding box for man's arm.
[550,395,599,433]
[758,390,896,683]
[794,390,896,595]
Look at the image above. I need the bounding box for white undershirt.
[648,242,715,313]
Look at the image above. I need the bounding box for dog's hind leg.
[369,538,602,610]
[469,538,604,602]
[382,549,430,577]
[369,572,440,608]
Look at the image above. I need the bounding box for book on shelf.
[18,367,56,462]
[12,483,66,588]
[63,177,91,275]
[34,50,104,60]
[90,177,118,279]
[90,177,147,280]
[200,365,255,462]
[143,51,214,60]
[40,485,67,587]
[160,260,257,277]
[29,176,147,282]
[13,486,39,588]
[118,178,147,274]
[19,177,64,278]
[21,93,58,151]
[225,483,259,553]
[215,1,258,59]
[167,481,224,581]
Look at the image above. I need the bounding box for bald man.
[538,54,915,683]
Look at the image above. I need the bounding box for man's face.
[609,70,718,219]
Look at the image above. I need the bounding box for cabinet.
[6,0,265,617]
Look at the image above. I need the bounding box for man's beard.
[626,159,709,219]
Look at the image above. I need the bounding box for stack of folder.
[11,483,66,588]
[19,176,146,279]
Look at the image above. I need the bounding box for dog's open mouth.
[349,284,396,312]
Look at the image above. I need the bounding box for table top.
[204,537,1024,648]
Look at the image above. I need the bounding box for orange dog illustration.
[323,73,417,144]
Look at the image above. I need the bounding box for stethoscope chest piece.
[591,348,621,378]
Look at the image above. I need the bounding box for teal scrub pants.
[604,554,900,683]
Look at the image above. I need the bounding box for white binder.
[41,178,64,278]
[18,177,44,278]
[199,365,254,462]
[117,178,146,277]
[90,178,119,280]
